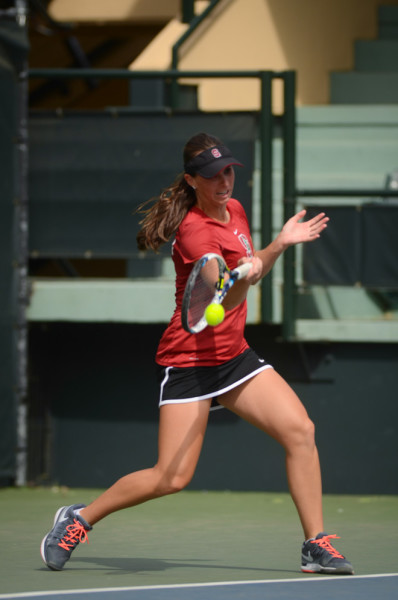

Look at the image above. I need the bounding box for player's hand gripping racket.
[181,253,252,334]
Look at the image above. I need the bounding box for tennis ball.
[204,303,225,326]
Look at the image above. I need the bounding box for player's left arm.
[241,209,329,284]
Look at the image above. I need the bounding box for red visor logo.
[211,148,222,158]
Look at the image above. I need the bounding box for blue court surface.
[1,575,398,600]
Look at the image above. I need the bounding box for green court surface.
[0,488,397,596]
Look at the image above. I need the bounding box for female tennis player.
[41,132,354,575]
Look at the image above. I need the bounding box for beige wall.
[49,0,398,108]
[179,0,398,109]
[130,0,398,110]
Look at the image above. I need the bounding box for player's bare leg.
[79,399,211,525]
[219,369,353,574]
[219,368,323,539]
[41,400,211,570]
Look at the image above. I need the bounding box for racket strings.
[187,276,218,328]
[187,258,222,330]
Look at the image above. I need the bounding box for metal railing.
[287,188,398,341]
[29,67,296,326]
[28,67,398,340]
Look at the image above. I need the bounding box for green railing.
[289,188,398,341]
[29,68,398,340]
[29,67,297,328]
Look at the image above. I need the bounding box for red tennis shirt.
[155,198,254,367]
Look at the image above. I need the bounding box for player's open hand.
[278,209,329,248]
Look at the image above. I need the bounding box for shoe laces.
[58,518,90,552]
[311,534,344,559]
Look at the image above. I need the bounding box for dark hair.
[136,132,222,252]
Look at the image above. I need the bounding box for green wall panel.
[28,323,398,494]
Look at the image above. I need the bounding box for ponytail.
[136,174,195,252]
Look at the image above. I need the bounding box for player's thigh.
[218,368,312,447]
[157,399,211,479]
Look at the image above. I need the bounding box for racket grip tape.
[234,262,253,279]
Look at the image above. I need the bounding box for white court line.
[0,573,397,599]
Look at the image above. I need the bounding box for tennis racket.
[181,253,252,334]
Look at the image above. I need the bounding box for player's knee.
[163,473,192,495]
[285,416,316,452]
[302,416,316,443]
[155,469,194,496]
[171,476,191,494]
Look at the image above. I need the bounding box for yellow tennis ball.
[204,303,225,326]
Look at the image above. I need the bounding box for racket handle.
[234,262,253,280]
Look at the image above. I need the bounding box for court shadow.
[76,556,297,576]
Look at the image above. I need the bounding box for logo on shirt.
[238,233,253,257]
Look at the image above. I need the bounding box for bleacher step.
[330,71,398,103]
[378,5,398,39]
[355,39,398,72]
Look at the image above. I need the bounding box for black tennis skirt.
[157,348,273,411]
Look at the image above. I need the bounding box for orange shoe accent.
[310,534,344,559]
[58,519,89,551]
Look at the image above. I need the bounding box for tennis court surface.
[1,489,397,599]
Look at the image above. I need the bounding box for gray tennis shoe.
[41,504,92,570]
[301,532,354,574]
